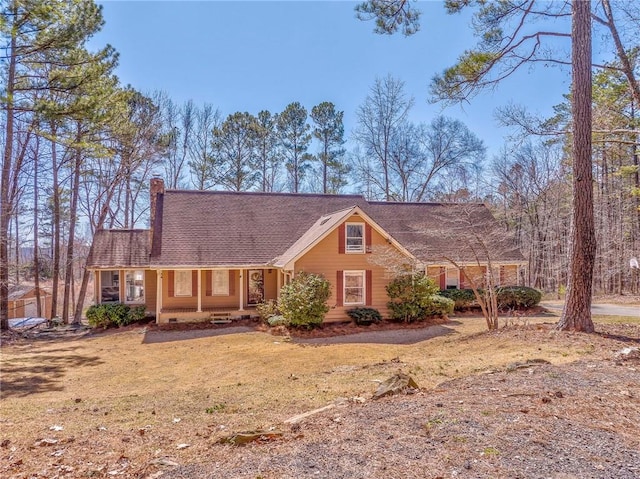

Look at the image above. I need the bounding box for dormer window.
[346,223,364,253]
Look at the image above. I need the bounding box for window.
[344,271,365,305]
[446,268,459,289]
[125,270,145,303]
[212,270,229,296]
[346,223,364,253]
[174,270,192,296]
[100,270,120,302]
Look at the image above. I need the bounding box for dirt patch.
[162,356,640,479]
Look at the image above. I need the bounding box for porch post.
[94,271,100,304]
[197,268,202,312]
[156,270,162,323]
[238,269,245,311]
[118,269,124,303]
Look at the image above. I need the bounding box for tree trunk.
[558,0,596,332]
[62,125,82,324]
[0,16,18,331]
[50,123,60,320]
[33,134,42,317]
[14,209,19,285]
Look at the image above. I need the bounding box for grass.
[1,313,638,476]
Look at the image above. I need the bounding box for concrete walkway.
[542,302,639,318]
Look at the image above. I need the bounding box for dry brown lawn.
[1,313,639,478]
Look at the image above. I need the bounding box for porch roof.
[87,229,151,269]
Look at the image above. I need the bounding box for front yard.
[1,314,639,478]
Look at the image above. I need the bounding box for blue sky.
[92,1,574,162]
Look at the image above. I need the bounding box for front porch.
[158,306,260,324]
[155,267,287,324]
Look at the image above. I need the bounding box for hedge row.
[439,286,542,310]
[86,303,147,328]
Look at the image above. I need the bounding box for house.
[86,178,526,323]
[7,285,53,320]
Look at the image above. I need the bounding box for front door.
[248,269,264,305]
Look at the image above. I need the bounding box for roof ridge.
[369,201,486,206]
[164,189,366,200]
[97,228,150,233]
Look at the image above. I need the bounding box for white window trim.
[445,267,459,289]
[174,270,192,297]
[212,269,230,296]
[124,269,145,304]
[344,270,366,306]
[345,222,365,254]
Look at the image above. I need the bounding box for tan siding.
[294,214,404,322]
[264,269,278,301]
[426,266,445,289]
[162,269,199,309]
[144,270,157,313]
[426,266,439,282]
[501,265,518,285]
[462,266,486,288]
[8,291,53,320]
[201,270,240,309]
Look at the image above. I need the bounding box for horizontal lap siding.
[160,269,277,310]
[201,270,240,309]
[294,215,398,322]
[501,265,519,285]
[144,270,157,313]
[463,266,486,287]
[162,269,198,308]
[263,269,278,301]
[426,266,446,289]
[162,270,240,309]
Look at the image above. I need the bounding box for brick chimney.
[149,177,165,240]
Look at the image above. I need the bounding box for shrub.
[386,273,442,323]
[256,299,280,322]
[438,288,477,310]
[267,315,288,327]
[278,272,331,329]
[86,303,146,328]
[422,295,455,317]
[495,286,542,309]
[347,307,382,326]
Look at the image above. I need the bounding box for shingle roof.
[150,190,368,267]
[148,190,524,267]
[8,285,51,300]
[367,202,525,263]
[87,230,151,269]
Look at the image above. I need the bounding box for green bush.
[278,272,331,329]
[495,286,542,309]
[256,299,280,322]
[438,288,477,310]
[267,315,288,327]
[422,295,455,317]
[386,273,443,323]
[347,307,382,326]
[86,303,146,328]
